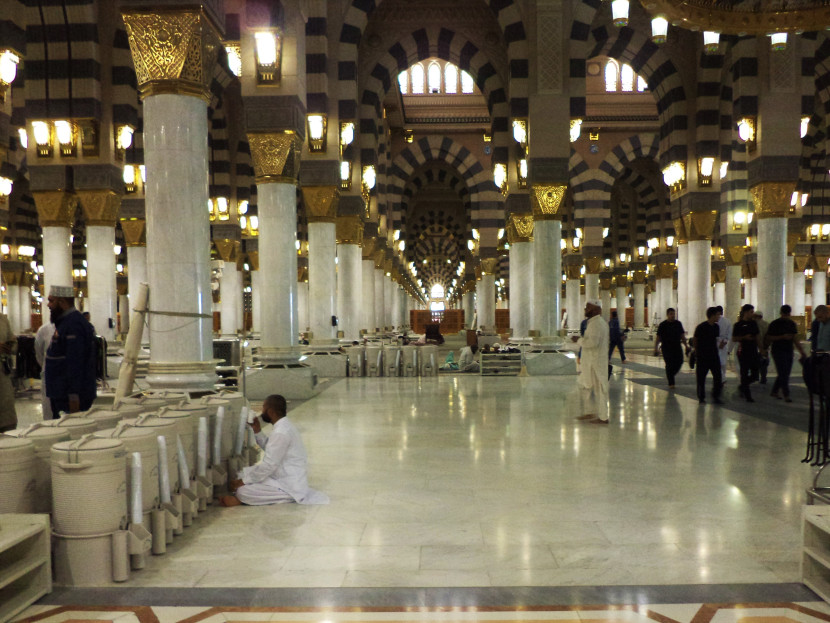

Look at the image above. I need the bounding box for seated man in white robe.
[220,394,329,507]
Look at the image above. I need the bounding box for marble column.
[785,255,794,310]
[675,243,688,324]
[687,240,712,326]
[335,215,363,340]
[390,280,402,330]
[508,232,532,338]
[462,290,474,329]
[18,283,30,332]
[815,271,827,309]
[5,285,20,333]
[751,183,792,318]
[302,187,339,345]
[600,288,611,320]
[749,276,758,308]
[122,9,221,389]
[248,251,261,335]
[725,262,742,324]
[615,282,628,314]
[384,276,396,330]
[374,265,385,331]
[297,279,308,333]
[584,273,599,301]
[126,245,147,326]
[33,192,75,303]
[793,268,806,316]
[219,262,241,336]
[565,277,580,330]
[532,218,562,338]
[660,277,674,319]
[478,258,498,332]
[633,282,646,329]
[713,282,726,309]
[361,255,376,332]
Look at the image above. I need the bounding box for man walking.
[654,308,687,388]
[715,305,732,375]
[733,303,762,402]
[571,299,610,424]
[693,307,724,404]
[608,310,626,364]
[754,311,770,384]
[767,304,807,402]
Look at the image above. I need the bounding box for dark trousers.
[662,346,684,385]
[738,351,760,398]
[759,355,769,384]
[771,350,794,397]
[609,339,626,362]
[696,356,723,401]
[50,395,94,418]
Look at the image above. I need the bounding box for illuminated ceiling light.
[113,245,122,255]
[254,30,282,84]
[467,239,475,251]
[604,258,611,268]
[651,16,668,43]
[0,176,12,203]
[703,31,720,54]
[661,161,686,192]
[569,119,582,143]
[32,121,52,157]
[225,44,242,77]
[720,162,729,179]
[576,227,583,239]
[0,49,19,102]
[472,228,480,241]
[55,120,73,145]
[733,211,746,229]
[573,237,580,248]
[497,228,505,239]
[611,0,629,27]
[340,161,352,190]
[517,158,528,189]
[340,122,355,148]
[17,245,35,257]
[238,199,249,216]
[737,117,756,144]
[249,215,259,234]
[362,165,376,191]
[769,32,787,51]
[17,128,27,150]
[698,157,715,186]
[123,165,136,192]
[648,237,659,249]
[560,239,566,250]
[306,114,327,152]
[801,116,811,139]
[512,119,528,149]
[603,227,609,238]
[0,244,9,255]
[666,236,674,247]
[493,163,508,195]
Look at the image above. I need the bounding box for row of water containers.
[346,344,440,377]
[0,389,256,585]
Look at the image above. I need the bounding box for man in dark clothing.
[608,311,626,364]
[45,285,98,415]
[732,303,762,402]
[767,304,807,402]
[693,306,724,404]
[654,308,687,388]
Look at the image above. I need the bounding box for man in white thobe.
[571,299,610,424]
[34,322,56,420]
[716,305,732,373]
[220,394,329,506]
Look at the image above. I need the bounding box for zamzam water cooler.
[80,408,125,431]
[156,407,200,525]
[0,435,36,513]
[171,401,213,507]
[51,435,151,585]
[365,345,383,376]
[7,424,71,513]
[45,414,98,439]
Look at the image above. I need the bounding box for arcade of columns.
[0,0,828,388]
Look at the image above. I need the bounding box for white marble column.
[686,240,711,327]
[742,277,751,306]
[757,217,787,318]
[18,286,30,332]
[815,271,827,309]
[6,285,21,333]
[250,270,262,334]
[585,273,599,301]
[307,221,337,344]
[42,226,73,300]
[750,276,758,308]
[219,262,241,336]
[615,285,628,313]
[509,240,532,338]
[600,289,611,320]
[398,286,407,329]
[677,243,689,324]
[660,277,673,320]
[633,283,646,329]
[793,269,806,316]
[85,225,117,341]
[785,256,795,309]
[713,282,726,309]
[335,241,362,340]
[374,267,385,330]
[565,278,580,330]
[297,280,308,333]
[532,219,561,337]
[127,245,147,341]
[258,182,299,359]
[362,259,376,332]
[462,291,474,329]
[384,277,395,329]
[477,273,496,332]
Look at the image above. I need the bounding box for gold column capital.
[565,265,581,280]
[362,236,377,259]
[530,184,567,221]
[750,181,796,219]
[336,215,364,245]
[656,262,675,279]
[373,249,385,269]
[614,274,628,287]
[78,190,121,227]
[302,186,339,223]
[507,214,534,243]
[248,132,302,184]
[682,210,717,241]
[480,258,499,275]
[584,256,602,274]
[34,191,77,228]
[672,217,688,245]
[122,9,221,102]
[632,270,647,285]
[120,218,146,246]
[247,250,259,271]
[725,245,746,267]
[795,254,810,272]
[214,239,240,263]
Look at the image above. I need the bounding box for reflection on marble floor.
[13,602,830,623]
[12,350,815,589]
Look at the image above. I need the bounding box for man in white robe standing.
[572,299,610,424]
[715,305,732,375]
[220,394,329,506]
[34,322,56,420]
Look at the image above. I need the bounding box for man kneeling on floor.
[220,394,329,507]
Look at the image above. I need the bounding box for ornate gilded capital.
[656,263,675,279]
[78,190,121,227]
[712,268,726,285]
[33,191,77,228]
[120,218,146,246]
[682,210,717,241]
[672,217,688,245]
[583,256,603,274]
[750,181,796,219]
[794,254,810,272]
[247,250,259,271]
[507,214,534,243]
[480,258,499,276]
[302,186,339,224]
[214,239,240,263]
[336,215,364,245]
[248,132,302,184]
[122,9,221,102]
[632,270,647,285]
[787,231,801,256]
[362,236,377,259]
[614,274,628,287]
[373,249,385,269]
[2,261,26,286]
[565,265,581,280]
[530,184,567,221]
[725,245,746,267]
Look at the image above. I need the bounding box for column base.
[301,346,348,378]
[146,362,217,391]
[257,347,301,366]
[244,364,318,400]
[524,351,578,376]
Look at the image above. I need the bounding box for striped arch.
[305,1,329,115]
[386,135,502,251]
[800,111,830,219]
[24,0,102,119]
[112,25,139,129]
[616,167,664,242]
[571,133,661,252]
[696,50,724,160]
[401,164,471,254]
[588,28,687,166]
[568,0,600,118]
[357,27,510,168]
[209,103,230,200]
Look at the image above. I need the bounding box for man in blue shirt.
[608,310,626,364]
[812,305,830,352]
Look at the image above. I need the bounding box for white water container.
[0,435,36,513]
[45,415,98,439]
[95,424,159,515]
[366,346,383,376]
[200,397,235,461]
[81,408,125,431]
[122,415,180,495]
[8,424,71,513]
[215,390,245,415]
[112,403,145,419]
[401,345,419,377]
[156,409,198,480]
[421,345,438,377]
[383,345,401,377]
[51,436,127,536]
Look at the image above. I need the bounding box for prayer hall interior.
[3,0,830,621]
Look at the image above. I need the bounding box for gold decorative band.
[682,210,717,241]
[302,186,339,223]
[77,189,121,227]
[336,215,364,245]
[531,184,567,220]
[33,190,77,228]
[248,132,302,183]
[584,256,602,274]
[750,181,796,219]
[480,258,499,276]
[120,219,147,247]
[507,214,534,243]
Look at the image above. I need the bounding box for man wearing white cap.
[44,285,98,415]
[571,299,610,424]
